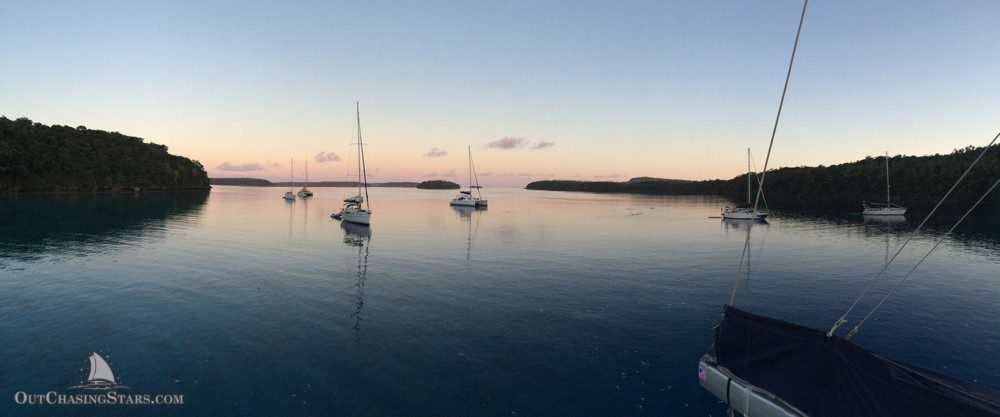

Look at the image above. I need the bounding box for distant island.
[527,146,999,203]
[416,180,460,190]
[211,178,418,188]
[211,177,275,186]
[1,117,210,193]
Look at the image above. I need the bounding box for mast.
[356,101,370,210]
[467,145,473,192]
[747,148,752,206]
[884,151,891,205]
[471,147,482,198]
[289,158,294,192]
[304,160,308,187]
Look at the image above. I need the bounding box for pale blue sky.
[2,1,998,185]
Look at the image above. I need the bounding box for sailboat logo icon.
[70,352,129,390]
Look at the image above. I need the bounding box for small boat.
[333,102,372,226]
[862,151,906,216]
[298,160,313,197]
[282,158,296,201]
[722,148,767,220]
[450,146,487,207]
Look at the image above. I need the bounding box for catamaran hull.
[722,211,768,220]
[862,207,906,216]
[450,199,487,207]
[341,211,371,225]
[699,355,806,417]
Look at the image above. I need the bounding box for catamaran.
[721,148,767,220]
[332,102,372,226]
[298,160,313,197]
[862,151,906,216]
[283,158,296,201]
[698,2,1000,416]
[450,146,487,207]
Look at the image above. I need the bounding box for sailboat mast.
[471,147,482,199]
[305,160,308,187]
[290,158,294,191]
[747,148,752,205]
[356,101,370,211]
[884,151,890,205]
[467,146,473,191]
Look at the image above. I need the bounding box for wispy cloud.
[531,141,555,150]
[423,147,447,158]
[314,151,341,163]
[487,136,527,149]
[217,162,263,171]
[443,169,458,177]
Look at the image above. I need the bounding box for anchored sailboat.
[283,159,296,201]
[70,352,127,390]
[862,151,906,216]
[721,148,767,220]
[450,146,487,207]
[298,160,313,197]
[332,102,372,226]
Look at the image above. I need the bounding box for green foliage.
[416,180,460,190]
[0,117,210,192]
[527,147,1000,203]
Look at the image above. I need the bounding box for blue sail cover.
[713,305,1000,417]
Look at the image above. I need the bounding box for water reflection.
[342,222,371,342]
[722,219,765,293]
[0,191,209,266]
[452,206,486,262]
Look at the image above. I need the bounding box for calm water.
[1,186,998,416]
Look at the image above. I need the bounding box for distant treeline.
[211,178,418,188]
[0,117,210,193]
[211,177,275,186]
[527,146,1000,203]
[416,180,460,189]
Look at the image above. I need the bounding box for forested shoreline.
[527,146,999,203]
[0,117,210,193]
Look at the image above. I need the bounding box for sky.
[2,0,998,186]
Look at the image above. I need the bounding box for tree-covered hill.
[416,180,460,190]
[0,117,210,193]
[527,146,999,203]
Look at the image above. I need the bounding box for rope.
[827,132,999,336]
[845,176,1000,340]
[729,0,807,305]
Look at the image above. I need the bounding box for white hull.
[722,210,768,220]
[863,207,906,216]
[341,210,371,225]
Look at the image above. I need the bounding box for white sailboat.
[332,102,372,225]
[70,352,127,389]
[283,158,296,201]
[298,160,313,197]
[450,146,488,207]
[862,151,907,216]
[721,148,768,220]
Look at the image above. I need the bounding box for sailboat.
[450,146,488,207]
[298,160,313,197]
[70,352,127,390]
[721,148,767,220]
[862,151,906,216]
[283,158,296,201]
[698,2,1000,416]
[332,102,372,225]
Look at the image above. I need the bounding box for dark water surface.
[1,186,998,416]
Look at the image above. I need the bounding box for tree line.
[527,146,1000,203]
[0,117,210,192]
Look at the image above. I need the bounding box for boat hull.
[862,207,906,216]
[341,210,371,225]
[722,210,768,220]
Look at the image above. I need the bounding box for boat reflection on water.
[452,205,486,262]
[722,218,768,295]
[342,221,371,341]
